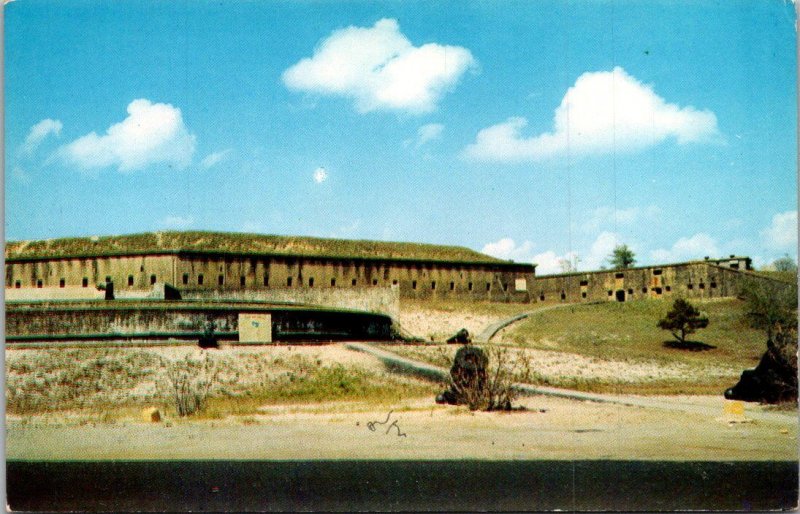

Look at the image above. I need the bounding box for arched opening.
[615,290,625,302]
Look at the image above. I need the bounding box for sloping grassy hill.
[501,298,764,366]
[6,231,507,263]
[385,298,768,395]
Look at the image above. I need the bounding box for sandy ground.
[7,395,797,462]
[395,309,504,341]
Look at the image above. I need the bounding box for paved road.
[473,302,584,343]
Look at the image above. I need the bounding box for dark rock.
[446,328,472,344]
[725,335,797,404]
[436,344,488,406]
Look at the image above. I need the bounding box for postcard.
[4,1,798,511]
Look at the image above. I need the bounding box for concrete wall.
[532,263,762,304]
[5,254,176,291]
[6,302,394,343]
[180,286,400,318]
[173,254,533,302]
[5,253,534,303]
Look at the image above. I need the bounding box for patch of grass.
[500,298,764,368]
[401,299,534,319]
[6,349,161,414]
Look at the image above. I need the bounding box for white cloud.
[160,215,194,229]
[650,233,719,263]
[200,149,232,169]
[282,19,476,114]
[415,123,444,147]
[482,238,536,262]
[313,166,329,183]
[463,67,720,162]
[581,205,661,233]
[761,210,798,250]
[23,118,62,154]
[59,99,197,172]
[580,231,623,270]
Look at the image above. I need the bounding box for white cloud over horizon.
[313,166,329,183]
[481,233,619,275]
[463,67,720,162]
[761,210,797,250]
[282,18,476,114]
[23,118,62,155]
[649,233,720,263]
[59,99,197,172]
[200,149,232,169]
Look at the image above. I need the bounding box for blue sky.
[5,0,797,273]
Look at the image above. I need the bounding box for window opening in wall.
[352,278,357,286]
[82,277,89,288]
[130,275,136,287]
[699,283,705,289]
[431,281,436,290]
[615,290,625,302]
[730,263,739,270]
[580,280,589,286]
[151,275,157,285]
[15,280,21,289]
[287,277,293,287]
[540,294,545,301]
[687,283,694,290]
[710,282,717,288]
[140,266,145,272]
[468,282,473,291]
[240,276,246,287]
[218,275,224,286]
[309,277,315,288]
[560,291,566,300]
[642,287,648,293]
[392,279,398,286]
[608,290,613,296]
[502,283,508,292]
[331,278,336,287]
[59,278,65,288]
[653,269,663,275]
[450,282,455,291]
[372,279,378,286]
[665,286,671,292]
[486,283,491,291]
[198,274,204,285]
[36,279,42,288]
[412,280,417,290]
[628,288,633,295]
[581,292,587,298]
[264,275,270,287]
[654,287,663,294]
[615,272,624,279]
[182,274,189,285]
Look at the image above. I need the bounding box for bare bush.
[162,351,219,417]
[447,345,532,411]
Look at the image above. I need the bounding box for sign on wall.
[238,313,272,343]
[515,278,527,291]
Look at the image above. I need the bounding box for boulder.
[446,328,472,344]
[724,335,797,404]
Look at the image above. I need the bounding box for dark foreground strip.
[7,460,798,512]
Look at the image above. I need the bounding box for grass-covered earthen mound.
[384,298,766,395]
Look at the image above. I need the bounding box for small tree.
[608,244,636,269]
[657,299,709,344]
[772,255,798,273]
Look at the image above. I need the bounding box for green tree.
[657,298,709,344]
[608,244,636,269]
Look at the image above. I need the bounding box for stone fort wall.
[5,252,534,303]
